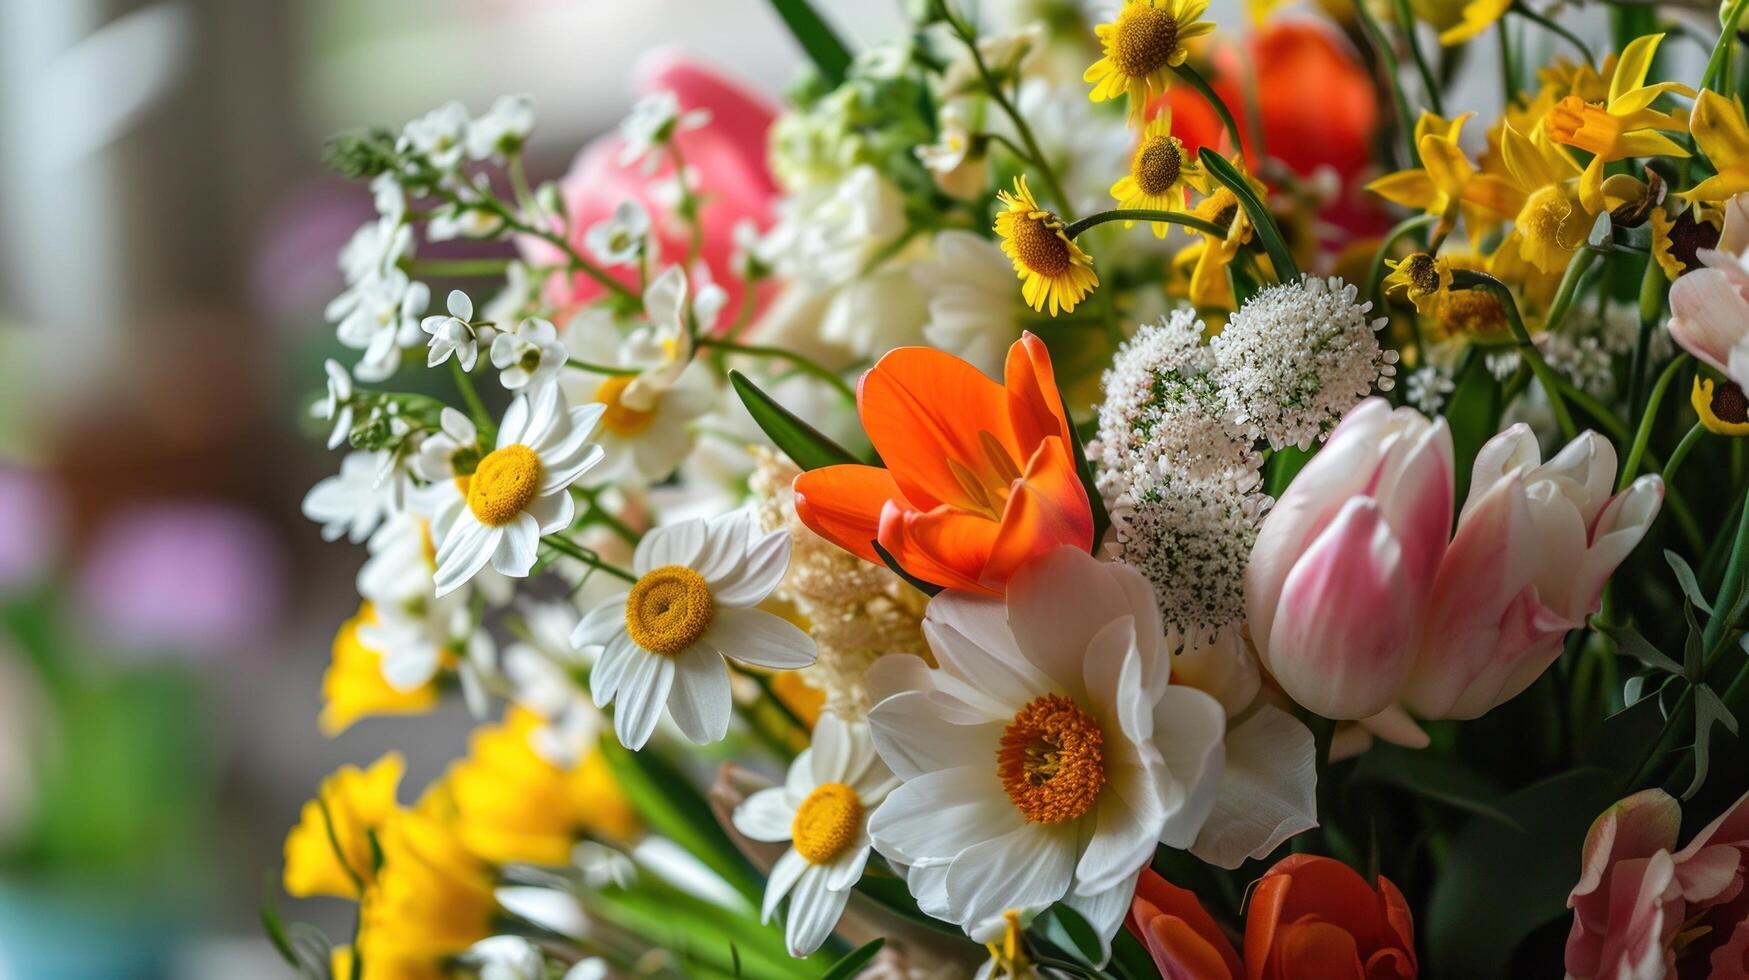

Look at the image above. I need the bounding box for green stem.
[1511,4,1596,64]
[1451,270,1576,440]
[1619,355,1690,490]
[1064,209,1227,239]
[408,258,513,278]
[943,1,1073,214]
[1703,0,1749,91]
[696,338,858,405]
[1542,248,1600,336]
[1394,0,1447,115]
[442,185,638,305]
[666,141,705,268]
[1365,213,1440,309]
[451,359,492,435]
[1498,21,1520,107]
[1351,0,1419,167]
[1172,63,1246,157]
[566,357,640,377]
[1663,422,1705,486]
[541,536,637,583]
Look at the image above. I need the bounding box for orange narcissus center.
[998,694,1106,824]
[595,375,658,436]
[1110,3,1179,78]
[466,445,541,526]
[624,565,714,654]
[1546,96,1620,157]
[791,783,863,864]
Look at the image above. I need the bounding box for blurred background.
[0,1,916,976]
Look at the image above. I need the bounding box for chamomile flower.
[732,713,897,956]
[399,100,471,173]
[490,317,567,390]
[1109,110,1201,236]
[617,91,709,173]
[1084,0,1215,123]
[413,408,483,487]
[432,383,606,596]
[585,200,652,267]
[338,216,411,286]
[422,289,486,371]
[317,359,355,450]
[994,176,1099,316]
[303,451,395,544]
[573,508,814,750]
[466,93,535,161]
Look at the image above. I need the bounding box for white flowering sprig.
[422,289,491,371]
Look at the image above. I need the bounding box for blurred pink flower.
[1668,194,1749,388]
[1247,398,1662,724]
[0,466,63,596]
[78,502,284,659]
[1566,787,1749,979]
[528,48,778,323]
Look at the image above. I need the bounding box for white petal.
[1189,705,1318,869]
[762,848,808,924]
[925,593,1044,697]
[785,864,849,957]
[708,607,816,669]
[864,654,1007,724]
[611,647,674,750]
[525,487,576,534]
[633,517,707,573]
[1062,871,1140,966]
[1006,546,1159,699]
[590,632,636,707]
[490,512,542,578]
[1074,786,1160,897]
[734,786,796,843]
[809,712,869,786]
[434,516,499,597]
[944,823,1075,930]
[825,841,871,892]
[666,644,731,745]
[572,594,631,650]
[867,691,1004,781]
[867,766,1020,867]
[497,391,532,447]
[1153,685,1227,849]
[923,617,1049,710]
[709,527,790,607]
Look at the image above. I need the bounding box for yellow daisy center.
[997,694,1106,824]
[1110,3,1179,79]
[624,564,714,654]
[1011,213,1075,277]
[1133,136,1184,196]
[466,444,542,527]
[595,376,658,436]
[1195,189,1239,230]
[791,782,863,864]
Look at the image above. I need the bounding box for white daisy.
[585,200,652,267]
[864,546,1229,951]
[573,508,814,750]
[490,317,567,390]
[732,713,898,956]
[302,450,395,544]
[399,100,470,173]
[316,358,354,450]
[617,91,709,173]
[432,383,606,596]
[412,407,482,485]
[422,289,486,371]
[466,93,535,161]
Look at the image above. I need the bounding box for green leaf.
[1264,444,1313,498]
[1349,743,1522,830]
[1424,768,1621,979]
[1685,683,1739,799]
[1063,403,1111,550]
[820,938,886,980]
[1666,549,1714,616]
[1038,904,1102,967]
[259,883,301,969]
[1591,617,1684,677]
[1227,262,1259,307]
[1443,350,1502,505]
[597,738,763,905]
[729,370,861,471]
[1108,929,1159,980]
[853,872,961,935]
[872,540,943,597]
[764,0,852,87]
[1197,148,1299,282]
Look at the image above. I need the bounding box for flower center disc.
[997,694,1106,824]
[791,782,863,864]
[1012,213,1074,277]
[1133,136,1183,196]
[466,444,542,526]
[624,564,714,654]
[1713,381,1748,424]
[595,376,658,436]
[1407,254,1442,294]
[1111,3,1179,78]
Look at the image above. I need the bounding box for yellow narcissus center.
[466,445,542,526]
[997,694,1106,824]
[1546,96,1620,157]
[624,565,714,654]
[1133,135,1185,196]
[595,376,658,436]
[791,782,863,864]
[1110,2,1180,78]
[1010,212,1075,277]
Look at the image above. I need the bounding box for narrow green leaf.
[729,370,861,471]
[1227,262,1259,308]
[1197,148,1299,282]
[853,873,962,935]
[1666,550,1714,616]
[1108,929,1159,980]
[259,883,301,969]
[872,540,944,597]
[1038,903,1103,967]
[1684,599,1706,680]
[1592,617,1684,677]
[765,0,852,87]
[1063,403,1111,550]
[1685,683,1739,799]
[1443,350,1501,506]
[1349,743,1522,831]
[820,938,886,980]
[1265,444,1313,498]
[597,738,764,905]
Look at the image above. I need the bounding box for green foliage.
[729,370,862,471]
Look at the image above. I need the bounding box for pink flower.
[526,49,778,322]
[1668,193,1749,388]
[1566,787,1749,979]
[1247,398,1662,723]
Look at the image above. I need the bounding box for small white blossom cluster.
[1209,275,1399,452]
[1486,306,1670,401]
[1405,365,1456,414]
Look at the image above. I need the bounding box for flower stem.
[1064,209,1227,239]
[1350,0,1419,167]
[408,258,513,278]
[696,337,857,405]
[1542,248,1600,336]
[1619,354,1690,491]
[1704,0,1749,91]
[1364,213,1439,309]
[450,359,493,435]
[1663,421,1705,486]
[566,357,640,377]
[1510,4,1596,65]
[1393,0,1447,115]
[1450,270,1577,440]
[540,535,637,583]
[1171,63,1245,158]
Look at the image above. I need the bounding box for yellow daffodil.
[1383,252,1455,315]
[994,176,1099,315]
[1685,89,1749,204]
[1110,110,1204,237]
[1368,111,1519,246]
[351,800,497,979]
[1542,34,1691,213]
[1438,0,1510,46]
[1694,376,1749,435]
[1652,204,1724,279]
[444,710,638,865]
[283,753,405,899]
[320,604,442,736]
[1084,0,1216,122]
[1498,121,1589,274]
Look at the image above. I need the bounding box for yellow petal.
[1693,89,1749,173]
[1368,169,1438,209]
[1609,33,1664,104]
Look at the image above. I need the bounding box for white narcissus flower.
[399,100,470,172]
[432,383,605,596]
[733,713,897,956]
[422,289,484,371]
[913,230,1021,378]
[864,546,1231,953]
[302,450,395,544]
[618,91,710,173]
[490,317,567,390]
[573,508,814,750]
[466,93,535,161]
[316,358,354,450]
[585,200,652,267]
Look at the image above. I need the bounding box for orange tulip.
[792,333,1093,596]
[1126,868,1245,980]
[1245,855,1417,980]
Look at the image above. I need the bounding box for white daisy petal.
[591,633,637,708]
[666,644,731,744]
[708,607,816,669]
[707,527,789,606]
[762,849,809,923]
[785,865,850,957]
[435,518,499,596]
[733,787,796,843]
[825,841,871,892]
[573,594,631,650]
[633,518,707,573]
[612,646,675,750]
[490,512,542,578]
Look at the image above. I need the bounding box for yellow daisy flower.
[994,176,1100,315]
[1694,376,1749,436]
[1175,163,1270,308]
[1542,34,1691,213]
[1382,252,1455,315]
[1368,111,1518,246]
[1651,204,1724,279]
[1684,89,1749,204]
[1109,110,1203,237]
[1084,0,1216,122]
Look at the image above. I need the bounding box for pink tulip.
[1566,787,1749,979]
[1668,193,1749,388]
[1248,399,1662,723]
[525,48,779,322]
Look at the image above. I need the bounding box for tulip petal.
[982,437,1094,588]
[1668,267,1749,375]
[792,464,903,566]
[1003,333,1076,453]
[858,346,1019,512]
[877,503,1000,595]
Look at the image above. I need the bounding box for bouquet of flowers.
[274,0,1749,976]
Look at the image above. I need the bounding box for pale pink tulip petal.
[1567,477,1663,618]
[1464,423,1540,520]
[1668,267,1749,375]
[1371,417,1453,596]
